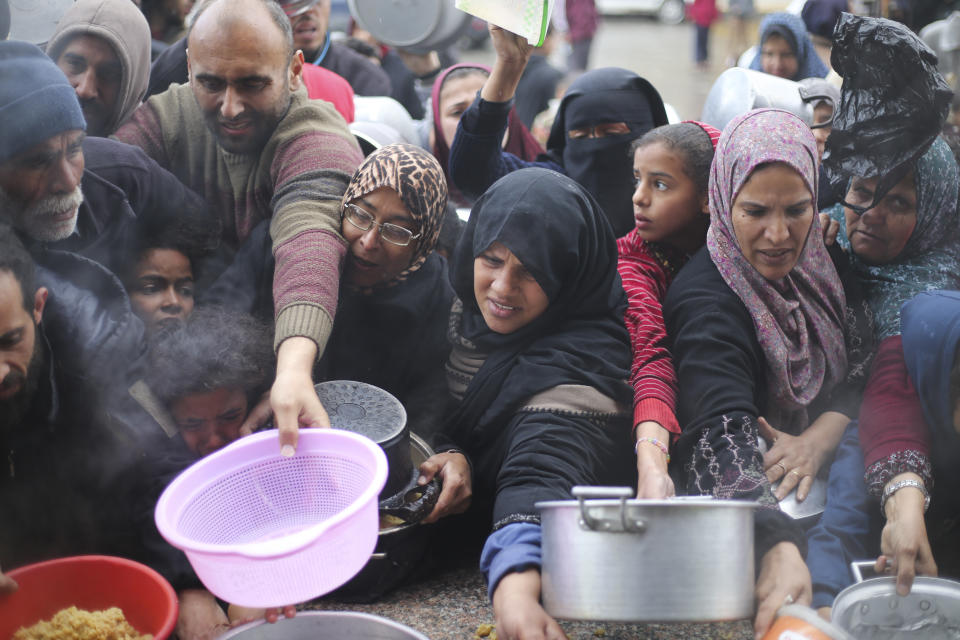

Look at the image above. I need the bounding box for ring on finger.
[783,594,794,605]
[773,462,786,474]
[788,469,801,478]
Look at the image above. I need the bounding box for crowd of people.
[1,0,959,639]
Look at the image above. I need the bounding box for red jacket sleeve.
[858,335,932,496]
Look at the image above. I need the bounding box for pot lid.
[314,380,406,443]
[348,0,444,47]
[833,576,960,638]
[6,0,73,45]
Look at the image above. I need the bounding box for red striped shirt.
[616,230,686,436]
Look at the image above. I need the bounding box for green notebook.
[455,0,554,47]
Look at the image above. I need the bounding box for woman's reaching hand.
[418,451,472,523]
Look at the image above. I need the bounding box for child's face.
[171,387,248,457]
[631,142,708,254]
[128,248,194,336]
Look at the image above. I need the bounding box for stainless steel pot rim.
[836,575,960,600]
[219,610,429,639]
[378,433,434,535]
[536,497,758,509]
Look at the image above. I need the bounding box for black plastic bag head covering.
[824,13,954,214]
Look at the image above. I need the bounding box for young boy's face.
[171,387,248,457]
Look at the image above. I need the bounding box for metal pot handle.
[571,486,646,533]
[850,560,879,583]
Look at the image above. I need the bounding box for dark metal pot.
[328,433,438,603]
[315,381,412,499]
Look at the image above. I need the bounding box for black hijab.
[544,68,669,238]
[446,168,631,449]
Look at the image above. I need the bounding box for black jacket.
[663,248,870,562]
[0,248,198,586]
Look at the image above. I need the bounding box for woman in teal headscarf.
[828,136,960,343]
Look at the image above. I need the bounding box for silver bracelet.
[880,478,930,516]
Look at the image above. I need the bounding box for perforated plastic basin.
[154,428,387,608]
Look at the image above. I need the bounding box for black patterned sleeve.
[664,252,807,560]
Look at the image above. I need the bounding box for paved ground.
[308,563,755,640]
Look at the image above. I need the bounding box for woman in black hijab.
[419,168,635,640]
[447,25,668,238]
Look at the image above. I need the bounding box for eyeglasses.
[342,203,421,247]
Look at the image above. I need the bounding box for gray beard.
[0,184,83,243]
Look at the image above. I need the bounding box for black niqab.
[543,68,668,238]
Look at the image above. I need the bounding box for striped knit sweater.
[616,229,686,437]
[114,84,363,354]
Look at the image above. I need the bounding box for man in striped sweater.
[115,0,362,476]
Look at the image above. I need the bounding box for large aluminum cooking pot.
[537,486,756,622]
[832,561,960,639]
[700,68,834,133]
[348,0,471,54]
[220,611,428,639]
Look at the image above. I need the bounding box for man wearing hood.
[46,0,152,137]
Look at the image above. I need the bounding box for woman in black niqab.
[543,68,667,237]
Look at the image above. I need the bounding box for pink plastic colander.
[154,428,387,608]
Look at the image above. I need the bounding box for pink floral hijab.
[707,109,847,433]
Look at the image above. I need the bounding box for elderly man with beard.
[115,0,363,474]
[0,41,212,278]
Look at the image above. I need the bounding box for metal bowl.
[774,475,827,527]
[220,611,428,639]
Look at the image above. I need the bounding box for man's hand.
[418,452,472,523]
[754,542,812,639]
[492,570,568,640]
[239,391,273,437]
[271,337,329,456]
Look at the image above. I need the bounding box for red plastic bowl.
[0,555,178,639]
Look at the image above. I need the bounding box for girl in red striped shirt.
[617,121,719,498]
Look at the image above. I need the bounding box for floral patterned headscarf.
[708,109,847,434]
